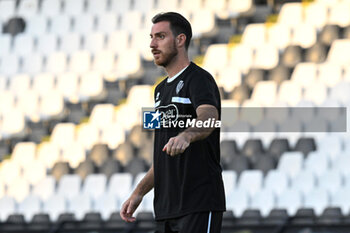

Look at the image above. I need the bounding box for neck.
[165,53,190,78]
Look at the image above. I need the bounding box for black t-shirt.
[153,62,226,220]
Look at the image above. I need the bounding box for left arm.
[163,104,218,156]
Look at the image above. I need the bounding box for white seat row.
[0,172,147,221]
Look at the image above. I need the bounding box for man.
[120,12,226,233]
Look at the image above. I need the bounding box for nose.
[150,37,157,49]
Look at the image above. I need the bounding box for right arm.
[120,165,154,222]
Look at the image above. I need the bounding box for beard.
[153,41,178,67]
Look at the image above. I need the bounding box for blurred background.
[0,0,350,232]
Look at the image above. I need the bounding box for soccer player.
[120,12,226,233]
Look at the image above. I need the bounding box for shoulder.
[187,63,217,86]
[154,78,167,92]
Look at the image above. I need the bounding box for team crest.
[176,80,184,94]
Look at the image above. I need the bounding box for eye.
[160,35,165,39]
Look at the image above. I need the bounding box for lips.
[152,50,161,56]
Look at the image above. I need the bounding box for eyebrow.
[150,31,167,37]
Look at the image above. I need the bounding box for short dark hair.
[152,12,192,50]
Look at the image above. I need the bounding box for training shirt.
[153,62,226,220]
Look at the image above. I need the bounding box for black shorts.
[155,211,223,233]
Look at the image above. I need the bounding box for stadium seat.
[11,142,36,168]
[79,72,106,101]
[0,196,16,222]
[25,15,48,36]
[241,24,267,47]
[332,154,350,177]
[46,52,67,74]
[40,91,66,121]
[253,44,279,69]
[113,49,143,81]
[73,14,95,34]
[277,80,303,106]
[62,0,85,16]
[107,173,133,203]
[74,159,97,180]
[57,174,82,201]
[267,24,291,50]
[88,144,110,167]
[294,137,316,157]
[226,189,249,217]
[277,189,303,216]
[304,188,330,216]
[60,33,82,54]
[304,151,330,178]
[319,25,341,47]
[13,34,35,56]
[18,195,42,222]
[36,34,58,55]
[62,143,87,169]
[252,154,276,175]
[41,0,62,17]
[227,0,255,18]
[217,66,242,93]
[157,0,179,12]
[237,170,263,197]
[82,174,107,201]
[1,108,27,140]
[51,162,72,181]
[49,15,72,35]
[305,2,328,30]
[94,193,119,220]
[0,34,11,56]
[305,41,328,63]
[202,44,229,77]
[250,189,276,217]
[32,73,56,95]
[22,53,44,75]
[292,24,317,49]
[318,63,343,87]
[229,44,254,74]
[263,208,289,224]
[0,0,16,22]
[317,207,343,224]
[100,123,126,149]
[0,54,20,76]
[29,214,52,230]
[264,170,289,196]
[96,13,118,33]
[281,45,304,69]
[37,142,61,169]
[50,123,76,150]
[119,11,143,33]
[303,81,328,105]
[8,74,31,93]
[329,1,350,27]
[111,0,132,14]
[291,170,316,196]
[32,176,56,201]
[68,194,93,220]
[327,39,350,65]
[86,0,108,15]
[251,80,277,106]
[7,177,31,203]
[291,208,316,224]
[236,209,262,226]
[22,160,46,185]
[83,32,105,53]
[291,62,317,88]
[222,170,237,197]
[277,152,303,179]
[331,187,350,215]
[43,194,68,222]
[278,3,303,26]
[224,154,250,175]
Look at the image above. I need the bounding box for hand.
[120,194,143,222]
[162,133,191,156]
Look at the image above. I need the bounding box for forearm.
[179,105,218,143]
[132,165,154,197]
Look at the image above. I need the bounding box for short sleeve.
[188,72,220,110]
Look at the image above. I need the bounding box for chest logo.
[176,80,184,94]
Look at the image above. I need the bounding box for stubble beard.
[154,41,178,68]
